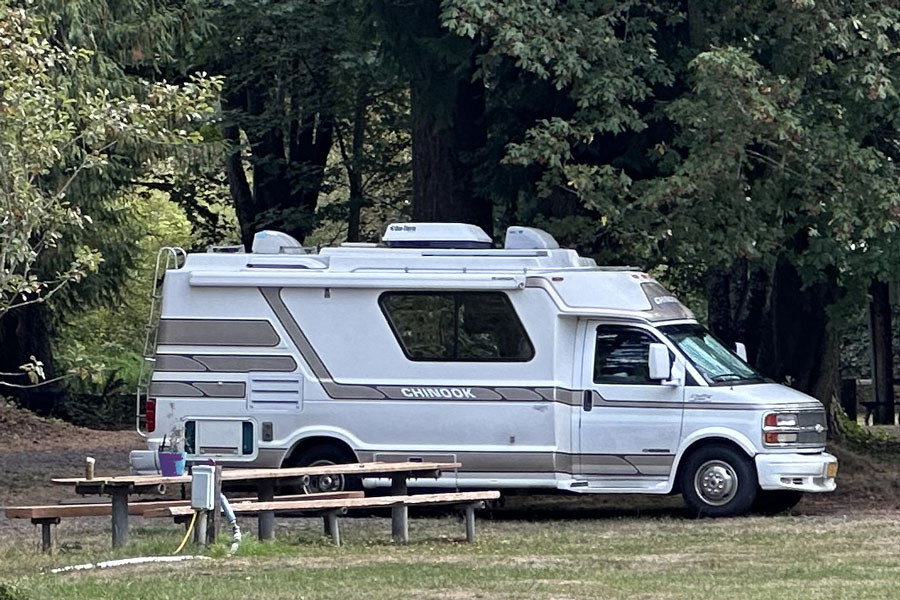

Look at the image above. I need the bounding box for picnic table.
[51,461,459,548]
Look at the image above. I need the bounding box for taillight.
[146,398,156,433]
[763,412,802,446]
[764,413,798,428]
[765,432,798,444]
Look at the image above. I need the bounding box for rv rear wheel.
[752,490,803,515]
[289,445,362,492]
[680,444,757,518]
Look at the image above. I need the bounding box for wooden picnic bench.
[3,492,358,553]
[145,490,501,546]
[47,461,460,548]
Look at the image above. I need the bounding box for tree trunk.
[378,0,492,236]
[409,59,491,234]
[755,259,838,406]
[223,79,335,248]
[706,267,735,347]
[343,85,368,243]
[224,122,256,250]
[706,261,770,366]
[709,258,839,412]
[0,303,62,414]
[869,280,895,425]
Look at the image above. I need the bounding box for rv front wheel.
[289,445,362,492]
[680,444,757,518]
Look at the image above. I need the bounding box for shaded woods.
[5,0,900,434]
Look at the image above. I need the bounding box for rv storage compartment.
[188,419,254,457]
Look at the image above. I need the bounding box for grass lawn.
[3,509,900,600]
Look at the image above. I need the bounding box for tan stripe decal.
[352,450,675,476]
[158,319,279,347]
[496,387,543,401]
[579,455,638,475]
[155,354,297,373]
[149,381,246,398]
[155,355,206,372]
[376,386,503,401]
[624,455,676,476]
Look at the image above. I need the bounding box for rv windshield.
[658,323,765,386]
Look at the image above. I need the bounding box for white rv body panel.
[135,225,836,509]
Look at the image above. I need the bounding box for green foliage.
[212,0,411,244]
[53,193,194,422]
[0,0,221,391]
[0,4,104,322]
[0,582,26,600]
[836,409,900,456]
[62,367,135,429]
[10,0,900,414]
[444,0,900,322]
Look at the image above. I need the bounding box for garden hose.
[173,510,198,555]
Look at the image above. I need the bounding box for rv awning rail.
[189,271,527,290]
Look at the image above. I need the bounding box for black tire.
[680,444,757,518]
[285,444,362,492]
[752,490,803,515]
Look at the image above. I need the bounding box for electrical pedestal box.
[191,465,216,510]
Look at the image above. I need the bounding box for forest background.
[4,0,900,437]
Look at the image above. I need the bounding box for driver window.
[593,326,658,385]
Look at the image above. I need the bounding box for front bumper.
[755,451,837,492]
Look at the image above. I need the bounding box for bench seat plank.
[4,492,361,520]
[6,501,186,519]
[144,491,500,518]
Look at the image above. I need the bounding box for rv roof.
[179,226,694,321]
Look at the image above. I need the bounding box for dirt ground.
[0,401,141,505]
[0,399,898,515]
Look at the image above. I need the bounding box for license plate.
[826,462,838,478]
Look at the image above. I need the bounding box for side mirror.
[735,342,748,362]
[648,343,671,380]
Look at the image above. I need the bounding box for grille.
[796,410,827,446]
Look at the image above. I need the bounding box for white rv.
[132,223,837,516]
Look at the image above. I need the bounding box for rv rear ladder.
[135,247,186,436]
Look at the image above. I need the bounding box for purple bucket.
[158,452,187,477]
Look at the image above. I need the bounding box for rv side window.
[379,292,534,362]
[593,326,660,385]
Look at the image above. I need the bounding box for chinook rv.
[133,223,837,517]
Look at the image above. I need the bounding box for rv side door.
[575,322,685,479]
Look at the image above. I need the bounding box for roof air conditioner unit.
[382,223,492,249]
[504,226,559,250]
[251,230,304,254]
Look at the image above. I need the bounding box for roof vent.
[382,223,492,249]
[251,230,304,254]
[504,226,559,250]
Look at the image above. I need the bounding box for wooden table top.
[51,461,461,488]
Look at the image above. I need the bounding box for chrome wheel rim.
[694,460,738,506]
[307,459,345,492]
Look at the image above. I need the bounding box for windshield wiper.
[710,373,747,382]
